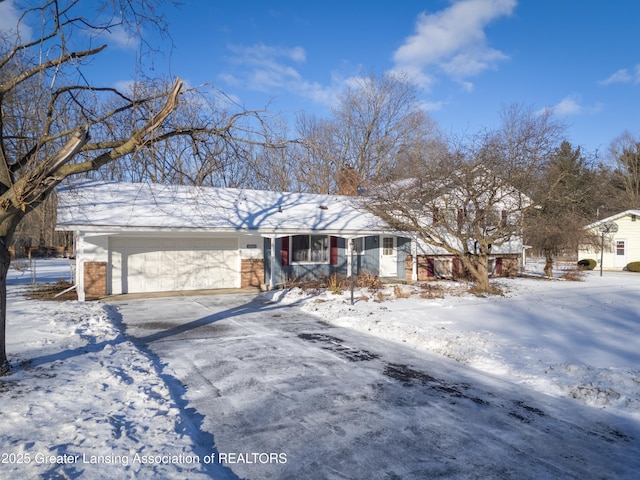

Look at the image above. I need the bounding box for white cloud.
[219,1,516,109]
[113,80,136,94]
[420,99,446,112]
[598,65,640,85]
[1,3,137,52]
[225,44,306,91]
[552,95,583,116]
[543,94,603,117]
[220,43,343,107]
[99,24,141,50]
[392,0,516,90]
[0,0,32,41]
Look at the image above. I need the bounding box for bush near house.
[626,262,640,273]
[577,259,596,270]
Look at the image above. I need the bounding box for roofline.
[584,209,640,229]
[55,224,399,237]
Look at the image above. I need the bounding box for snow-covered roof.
[56,181,386,235]
[584,209,640,230]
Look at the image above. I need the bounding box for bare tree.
[293,114,342,193]
[0,0,274,374]
[247,123,299,192]
[608,132,640,208]
[367,105,565,291]
[295,72,438,193]
[87,84,279,188]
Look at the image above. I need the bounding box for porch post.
[269,236,276,289]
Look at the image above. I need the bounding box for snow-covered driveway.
[113,291,640,480]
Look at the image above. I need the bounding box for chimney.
[337,166,359,196]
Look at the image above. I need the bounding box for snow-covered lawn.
[1,260,214,479]
[1,259,639,478]
[283,270,640,422]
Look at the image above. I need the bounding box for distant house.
[56,181,525,300]
[578,210,640,270]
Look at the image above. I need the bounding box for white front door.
[614,239,627,268]
[379,236,397,277]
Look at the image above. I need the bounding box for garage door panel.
[110,237,239,294]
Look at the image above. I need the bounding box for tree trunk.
[462,254,491,292]
[544,250,554,277]
[474,255,491,291]
[0,239,11,375]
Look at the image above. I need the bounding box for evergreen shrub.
[626,262,640,272]
[577,259,596,270]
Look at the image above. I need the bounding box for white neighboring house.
[578,210,640,270]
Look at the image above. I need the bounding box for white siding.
[579,213,640,269]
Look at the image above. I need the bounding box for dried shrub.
[560,268,585,281]
[468,284,503,297]
[354,272,382,291]
[327,273,343,294]
[27,280,77,301]
[374,291,386,303]
[289,276,325,294]
[393,285,411,299]
[419,283,445,299]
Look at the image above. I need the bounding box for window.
[434,259,452,278]
[292,235,329,263]
[616,240,625,256]
[382,237,394,255]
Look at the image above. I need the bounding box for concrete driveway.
[110,292,640,480]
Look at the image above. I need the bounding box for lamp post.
[598,222,618,277]
[350,239,355,305]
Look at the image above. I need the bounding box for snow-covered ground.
[279,269,640,423]
[1,260,215,479]
[1,259,639,479]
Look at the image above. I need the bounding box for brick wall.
[241,259,264,288]
[499,257,519,277]
[405,255,433,281]
[405,254,520,281]
[84,261,107,299]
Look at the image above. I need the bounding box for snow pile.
[0,285,211,479]
[288,272,640,421]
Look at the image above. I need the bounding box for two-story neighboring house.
[578,210,640,270]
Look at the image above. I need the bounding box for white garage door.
[110,237,238,294]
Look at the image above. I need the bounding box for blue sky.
[2,0,640,161]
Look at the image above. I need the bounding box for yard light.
[598,222,618,277]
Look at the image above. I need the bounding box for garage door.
[110,237,239,294]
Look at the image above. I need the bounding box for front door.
[614,239,627,268]
[379,236,397,277]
